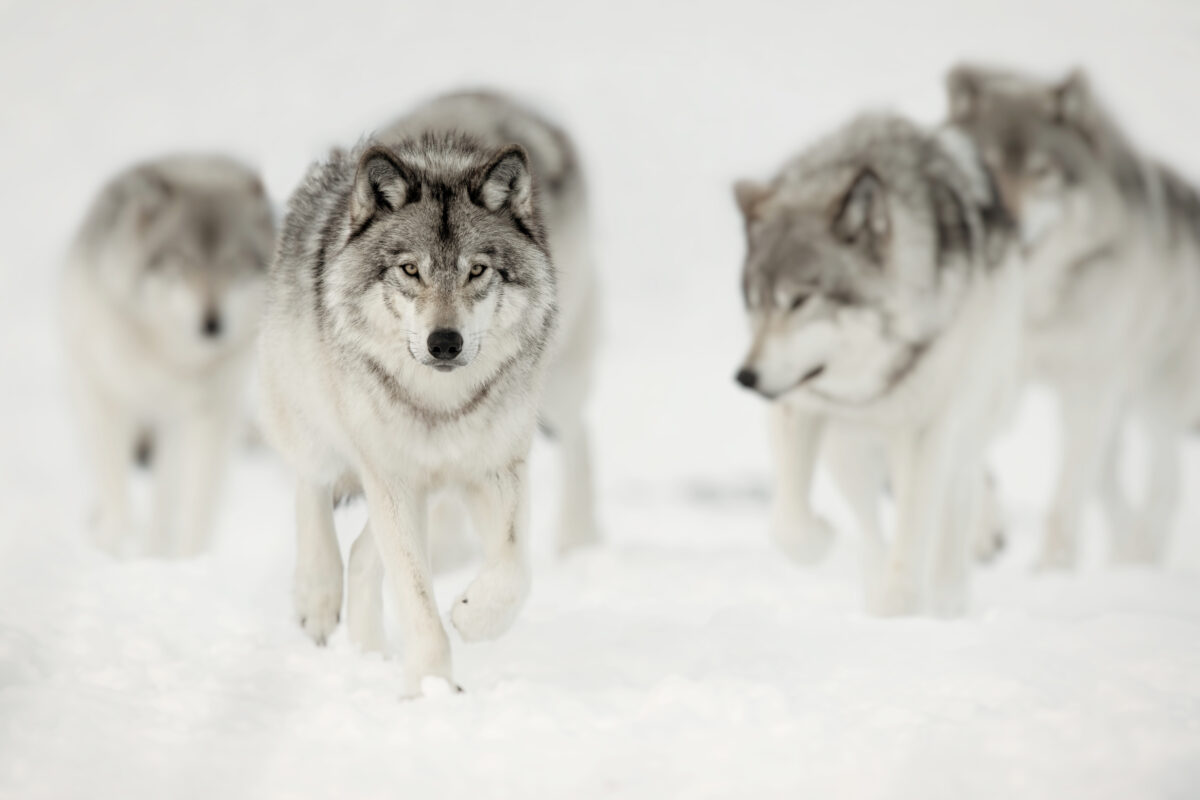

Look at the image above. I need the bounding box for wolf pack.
[62,66,1200,695]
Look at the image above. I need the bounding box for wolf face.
[734,118,988,405]
[735,169,915,402]
[946,66,1126,254]
[96,163,273,365]
[321,138,552,376]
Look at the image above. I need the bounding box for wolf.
[258,100,561,695]
[378,92,599,559]
[733,115,1022,616]
[947,66,1200,567]
[61,155,275,557]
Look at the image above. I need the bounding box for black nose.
[201,312,222,338]
[427,329,463,361]
[735,368,758,389]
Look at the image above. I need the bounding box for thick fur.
[734,115,1022,616]
[948,65,1200,567]
[61,155,274,557]
[378,91,600,558]
[259,108,560,694]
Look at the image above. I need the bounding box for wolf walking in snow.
[734,115,1022,615]
[948,65,1200,567]
[62,155,274,557]
[259,92,578,694]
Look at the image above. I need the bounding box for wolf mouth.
[808,341,929,407]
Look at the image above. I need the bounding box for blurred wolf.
[948,66,1200,567]
[61,155,274,557]
[379,92,599,560]
[734,115,1022,616]
[258,96,562,695]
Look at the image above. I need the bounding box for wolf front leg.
[1039,383,1124,570]
[928,457,984,618]
[767,404,833,564]
[74,381,136,556]
[822,432,888,607]
[360,471,453,696]
[293,481,344,645]
[874,422,958,617]
[156,406,236,557]
[452,459,533,642]
[346,522,386,653]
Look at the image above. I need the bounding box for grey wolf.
[734,114,1022,615]
[258,97,565,694]
[62,155,274,556]
[948,65,1200,567]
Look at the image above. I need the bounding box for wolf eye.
[400,263,419,278]
[790,295,809,311]
[468,263,488,280]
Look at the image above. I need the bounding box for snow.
[3,0,1200,797]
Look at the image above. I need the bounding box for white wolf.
[61,155,274,557]
[259,94,573,695]
[734,115,1022,615]
[948,66,1200,567]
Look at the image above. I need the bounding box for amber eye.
[469,263,488,280]
[400,263,419,278]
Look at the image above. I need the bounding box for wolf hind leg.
[1038,384,1123,571]
[539,301,599,555]
[293,481,344,646]
[1112,401,1181,565]
[452,460,532,642]
[347,522,386,653]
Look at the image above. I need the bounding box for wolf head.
[320,135,554,376]
[734,116,989,404]
[97,158,274,364]
[946,65,1133,253]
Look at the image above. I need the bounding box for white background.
[2,1,1199,797]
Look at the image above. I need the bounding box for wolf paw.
[868,575,920,617]
[294,567,343,646]
[451,559,531,642]
[1034,536,1077,572]
[771,513,835,565]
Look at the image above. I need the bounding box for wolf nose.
[427,329,463,360]
[201,312,222,338]
[735,368,758,389]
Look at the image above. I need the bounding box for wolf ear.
[477,145,534,220]
[129,169,173,235]
[832,168,889,251]
[350,147,414,231]
[1053,68,1091,128]
[734,180,771,223]
[946,66,981,121]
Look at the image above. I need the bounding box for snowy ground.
[3,0,1200,797]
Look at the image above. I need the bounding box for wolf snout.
[427,329,464,361]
